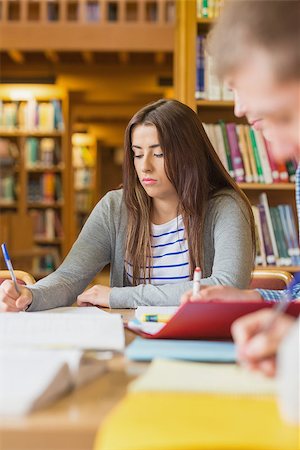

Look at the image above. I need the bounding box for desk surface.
[0,309,142,450]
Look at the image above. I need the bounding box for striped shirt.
[126,215,190,285]
[258,163,300,301]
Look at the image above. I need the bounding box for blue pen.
[263,272,300,331]
[1,243,21,294]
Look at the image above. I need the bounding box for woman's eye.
[154,153,164,158]
[134,154,143,159]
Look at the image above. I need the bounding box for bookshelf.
[72,132,99,236]
[0,84,72,279]
[175,0,299,273]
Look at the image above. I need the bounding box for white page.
[0,348,106,416]
[34,306,110,315]
[0,313,124,351]
[130,359,277,395]
[135,306,178,321]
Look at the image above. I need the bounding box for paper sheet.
[129,359,277,395]
[0,348,106,416]
[0,312,124,351]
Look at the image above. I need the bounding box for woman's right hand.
[0,280,33,312]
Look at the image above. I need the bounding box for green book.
[249,128,264,182]
[219,120,234,177]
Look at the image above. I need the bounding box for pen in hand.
[1,243,21,295]
[192,267,202,297]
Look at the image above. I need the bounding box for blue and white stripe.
[126,216,190,285]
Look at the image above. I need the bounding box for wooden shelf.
[27,166,64,173]
[27,202,64,209]
[34,238,63,245]
[197,18,215,25]
[0,130,63,137]
[196,100,234,108]
[0,201,17,208]
[239,183,295,191]
[256,266,300,272]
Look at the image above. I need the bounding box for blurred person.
[0,99,255,312]
[181,0,300,423]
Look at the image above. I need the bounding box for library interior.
[0,1,299,450]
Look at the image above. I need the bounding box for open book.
[0,348,108,416]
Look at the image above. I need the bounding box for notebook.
[94,392,299,450]
[0,348,108,416]
[127,301,300,339]
[126,337,236,362]
[129,359,276,395]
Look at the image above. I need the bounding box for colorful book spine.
[258,204,276,265]
[226,123,245,182]
[219,121,234,177]
[249,128,264,183]
[196,35,205,100]
[259,193,279,265]
[236,125,252,182]
[253,129,273,184]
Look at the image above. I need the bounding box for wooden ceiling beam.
[8,50,24,64]
[44,51,59,64]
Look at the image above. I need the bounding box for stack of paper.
[0,307,124,351]
[0,307,125,416]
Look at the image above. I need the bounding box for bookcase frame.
[0,84,73,278]
[174,0,299,272]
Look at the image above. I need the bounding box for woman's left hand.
[77,284,111,308]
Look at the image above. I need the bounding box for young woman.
[0,99,255,312]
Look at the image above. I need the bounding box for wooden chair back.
[0,270,36,285]
[250,269,293,290]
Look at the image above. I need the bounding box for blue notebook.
[126,338,236,362]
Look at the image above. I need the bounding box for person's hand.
[77,284,111,308]
[231,309,295,377]
[0,280,33,312]
[181,285,263,304]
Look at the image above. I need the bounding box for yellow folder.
[94,392,299,450]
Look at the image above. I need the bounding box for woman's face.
[131,124,178,201]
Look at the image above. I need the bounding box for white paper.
[0,348,106,416]
[135,306,178,321]
[34,306,110,315]
[0,313,124,351]
[130,359,277,395]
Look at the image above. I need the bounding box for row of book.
[30,209,63,240]
[254,193,300,267]
[74,168,95,190]
[203,122,297,184]
[197,0,223,19]
[196,35,234,101]
[26,137,62,167]
[0,100,64,131]
[27,173,63,203]
[0,174,16,203]
[75,191,94,214]
[32,251,60,277]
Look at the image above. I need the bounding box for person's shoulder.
[208,187,249,216]
[96,188,124,210]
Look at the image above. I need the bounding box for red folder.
[128,301,300,340]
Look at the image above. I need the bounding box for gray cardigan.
[27,188,253,311]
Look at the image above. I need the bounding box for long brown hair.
[123,99,255,285]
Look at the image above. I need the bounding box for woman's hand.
[0,280,33,312]
[181,285,263,304]
[77,284,111,308]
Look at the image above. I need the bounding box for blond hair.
[208,0,300,81]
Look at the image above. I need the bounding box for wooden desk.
[0,309,144,450]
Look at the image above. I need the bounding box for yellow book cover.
[95,392,299,450]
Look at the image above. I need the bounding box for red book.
[127,301,300,340]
